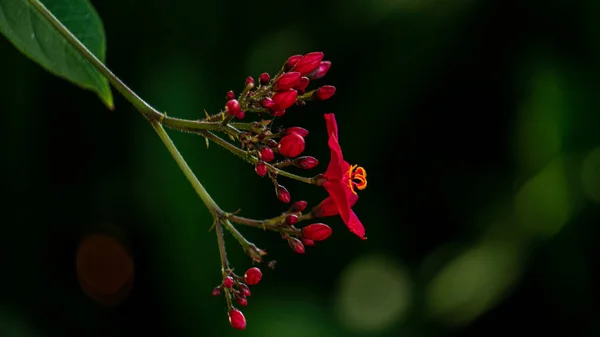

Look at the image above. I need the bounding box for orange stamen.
[348,164,368,194]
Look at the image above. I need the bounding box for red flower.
[317,114,367,239]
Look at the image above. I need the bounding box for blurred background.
[1,0,600,336]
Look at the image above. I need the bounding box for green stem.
[151,121,223,216]
[214,220,233,308]
[201,131,316,185]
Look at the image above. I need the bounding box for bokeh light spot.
[515,157,572,238]
[335,254,411,333]
[426,241,522,326]
[76,234,134,306]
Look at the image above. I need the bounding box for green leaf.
[0,0,113,108]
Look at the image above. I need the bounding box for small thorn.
[229,134,236,141]
[204,109,210,119]
[208,220,217,232]
[205,137,210,149]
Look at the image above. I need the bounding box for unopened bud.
[245,76,255,87]
[302,238,315,246]
[259,147,275,162]
[302,223,332,241]
[278,133,305,158]
[294,156,319,169]
[284,54,303,71]
[239,283,251,297]
[273,72,301,91]
[290,200,308,212]
[284,126,309,137]
[228,308,246,330]
[276,185,291,203]
[308,61,331,80]
[286,214,299,225]
[244,267,262,285]
[226,90,235,101]
[292,52,324,75]
[288,237,305,254]
[255,161,267,177]
[272,89,298,110]
[212,286,222,296]
[259,72,270,85]
[235,294,248,307]
[261,97,275,109]
[293,76,310,92]
[225,99,242,117]
[314,85,336,101]
[223,276,235,288]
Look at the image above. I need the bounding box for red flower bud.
[286,214,299,225]
[235,110,245,119]
[225,99,241,116]
[265,139,278,148]
[245,76,255,87]
[239,283,251,297]
[294,156,319,169]
[278,133,305,158]
[212,286,222,296]
[276,185,291,203]
[261,97,275,109]
[308,61,331,80]
[292,52,324,75]
[244,267,262,285]
[288,237,305,254]
[290,200,308,212]
[259,72,270,85]
[293,76,310,92]
[302,238,315,246]
[272,89,298,110]
[259,147,275,162]
[271,109,286,117]
[228,308,246,330]
[285,126,309,137]
[285,54,303,71]
[273,72,301,91]
[314,85,336,101]
[235,295,248,307]
[223,276,234,288]
[302,223,332,241]
[226,90,235,101]
[255,161,267,177]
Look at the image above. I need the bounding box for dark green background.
[1,0,599,336]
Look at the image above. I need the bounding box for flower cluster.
[204,52,368,329]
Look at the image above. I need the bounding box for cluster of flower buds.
[212,267,263,329]
[210,51,367,330]
[279,200,333,253]
[221,52,336,205]
[222,51,336,122]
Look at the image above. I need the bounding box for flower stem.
[214,220,233,308]
[200,131,316,185]
[30,0,227,218]
[151,121,223,215]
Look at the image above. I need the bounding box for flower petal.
[315,196,339,217]
[324,181,360,227]
[346,209,366,240]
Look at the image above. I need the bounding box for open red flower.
[316,113,367,239]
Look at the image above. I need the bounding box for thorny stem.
[221,219,254,251]
[151,122,223,216]
[29,0,228,216]
[214,220,233,309]
[227,213,313,234]
[200,131,317,185]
